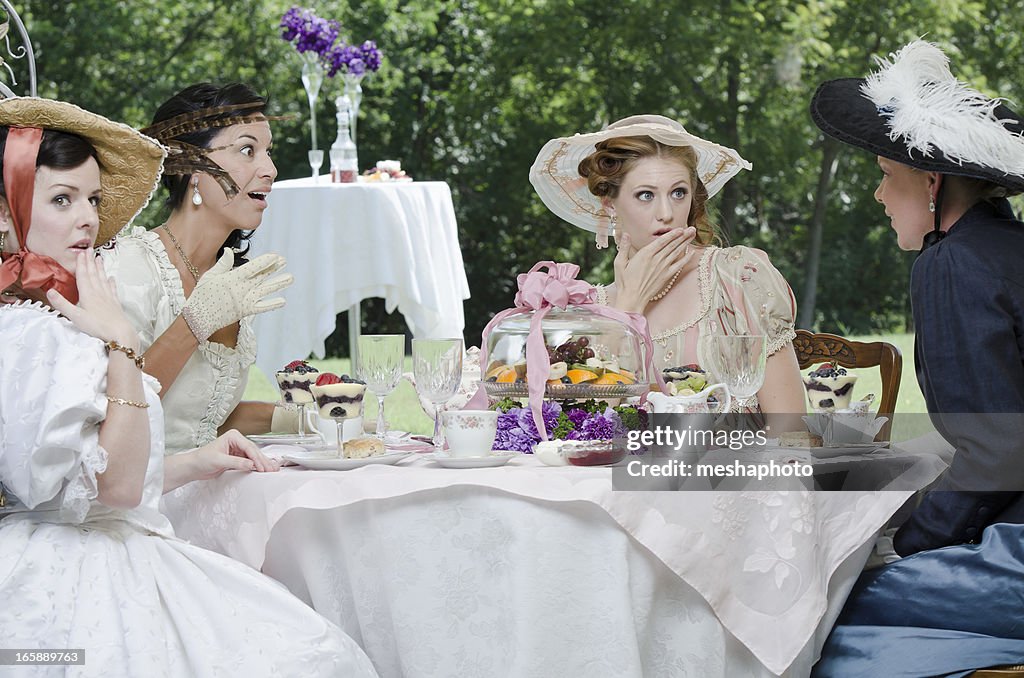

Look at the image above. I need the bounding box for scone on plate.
[779,431,823,448]
[343,436,386,459]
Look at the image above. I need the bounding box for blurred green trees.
[16,0,1024,353]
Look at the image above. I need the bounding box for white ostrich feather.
[861,40,1024,176]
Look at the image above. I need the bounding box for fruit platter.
[482,306,651,399]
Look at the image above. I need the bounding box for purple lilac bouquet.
[491,399,645,453]
[280,6,382,77]
[326,40,383,78]
[280,7,339,56]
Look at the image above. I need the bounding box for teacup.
[442,410,498,458]
[305,410,364,444]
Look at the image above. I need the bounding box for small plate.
[430,452,518,469]
[812,443,889,459]
[248,432,324,447]
[282,450,411,470]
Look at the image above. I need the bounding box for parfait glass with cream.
[310,373,367,456]
[275,360,319,436]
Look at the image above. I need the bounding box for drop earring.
[928,196,935,213]
[191,176,203,206]
[0,230,6,252]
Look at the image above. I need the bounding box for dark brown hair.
[578,135,717,245]
[0,128,98,198]
[150,82,268,261]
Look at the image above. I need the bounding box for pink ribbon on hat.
[0,127,80,304]
[466,261,668,441]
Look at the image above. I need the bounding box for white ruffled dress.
[101,227,255,454]
[0,303,378,677]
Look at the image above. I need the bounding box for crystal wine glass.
[357,334,405,440]
[701,334,767,411]
[310,376,366,457]
[412,338,464,450]
[308,150,324,183]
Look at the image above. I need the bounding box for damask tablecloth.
[162,453,946,675]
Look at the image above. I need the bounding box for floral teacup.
[442,409,498,458]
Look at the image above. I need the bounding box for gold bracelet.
[105,340,145,370]
[106,395,149,409]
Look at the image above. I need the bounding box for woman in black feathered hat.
[810,41,1024,675]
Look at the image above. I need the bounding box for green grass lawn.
[243,333,929,440]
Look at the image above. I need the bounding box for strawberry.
[284,360,307,370]
[315,373,342,386]
[819,362,834,371]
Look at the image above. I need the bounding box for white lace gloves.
[182,248,294,342]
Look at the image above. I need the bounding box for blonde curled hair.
[578,135,718,245]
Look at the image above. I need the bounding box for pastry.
[779,431,823,448]
[343,436,385,459]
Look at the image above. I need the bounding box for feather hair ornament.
[862,40,1024,176]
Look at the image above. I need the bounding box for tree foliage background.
[16,0,1024,354]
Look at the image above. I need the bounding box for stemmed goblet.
[308,150,324,183]
[701,334,767,411]
[412,338,463,450]
[357,334,405,440]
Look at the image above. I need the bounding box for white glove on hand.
[182,248,294,342]
[864,527,901,570]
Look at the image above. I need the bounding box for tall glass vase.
[341,72,364,144]
[301,52,324,151]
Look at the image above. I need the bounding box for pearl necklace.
[162,225,201,283]
[649,267,681,302]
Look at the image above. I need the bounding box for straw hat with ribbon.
[810,41,1024,249]
[529,114,751,247]
[0,97,164,303]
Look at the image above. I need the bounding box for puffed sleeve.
[715,246,798,356]
[0,307,109,522]
[893,241,1024,556]
[100,228,172,351]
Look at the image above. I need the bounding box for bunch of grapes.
[546,336,595,364]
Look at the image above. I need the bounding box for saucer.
[282,449,412,470]
[248,432,324,447]
[430,451,518,469]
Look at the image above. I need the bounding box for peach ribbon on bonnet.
[0,126,80,304]
[466,261,668,440]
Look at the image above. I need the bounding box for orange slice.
[594,372,630,385]
[496,367,518,383]
[619,369,636,382]
[566,368,600,384]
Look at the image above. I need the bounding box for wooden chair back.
[793,330,902,442]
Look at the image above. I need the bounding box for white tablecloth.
[162,452,946,676]
[250,178,470,378]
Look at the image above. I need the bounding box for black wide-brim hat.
[811,70,1024,194]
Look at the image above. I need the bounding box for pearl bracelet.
[105,340,145,370]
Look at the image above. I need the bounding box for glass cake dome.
[482,305,651,399]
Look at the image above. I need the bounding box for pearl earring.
[191,176,203,206]
[0,230,6,252]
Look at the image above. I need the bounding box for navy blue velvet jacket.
[894,198,1024,556]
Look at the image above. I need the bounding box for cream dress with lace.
[598,245,797,410]
[101,227,255,454]
[0,303,378,678]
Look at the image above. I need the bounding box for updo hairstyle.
[577,136,717,245]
